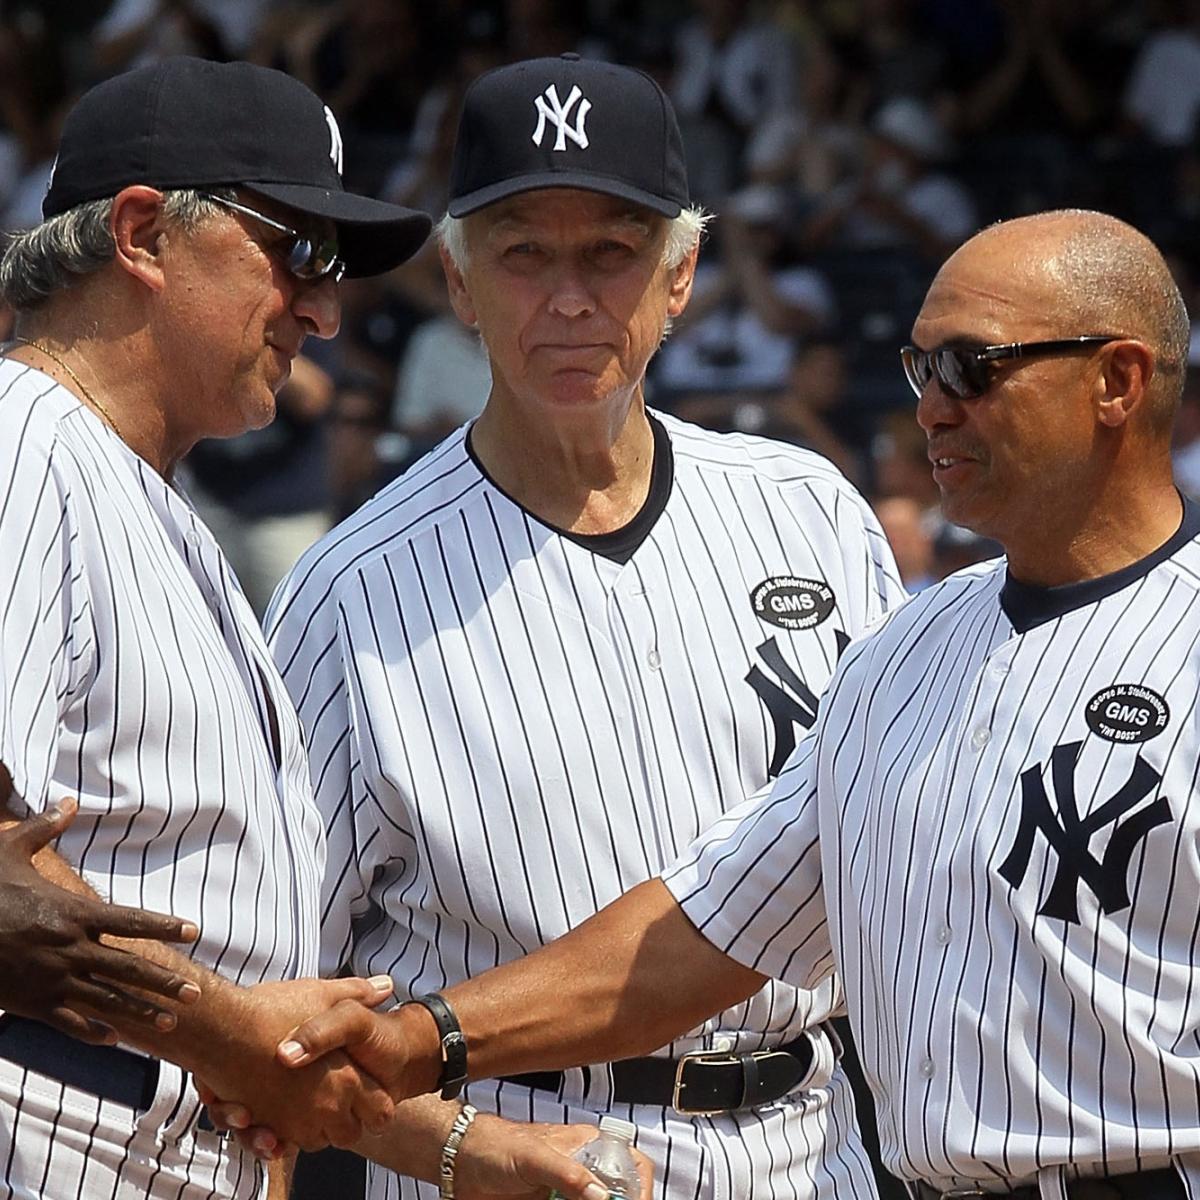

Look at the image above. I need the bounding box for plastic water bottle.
[548,1116,640,1199]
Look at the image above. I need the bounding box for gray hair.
[0,187,237,311]
[436,204,710,274]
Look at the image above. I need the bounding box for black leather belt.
[0,1014,217,1132]
[909,1168,1184,1199]
[500,1032,817,1114]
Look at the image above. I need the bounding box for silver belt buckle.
[672,1048,739,1116]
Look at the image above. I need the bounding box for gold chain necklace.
[13,338,124,438]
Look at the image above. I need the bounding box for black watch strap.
[410,992,468,1101]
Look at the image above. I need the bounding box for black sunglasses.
[201,193,346,284]
[899,336,1121,400]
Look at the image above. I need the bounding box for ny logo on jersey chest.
[997,741,1171,923]
[746,631,849,778]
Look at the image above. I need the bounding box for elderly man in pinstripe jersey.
[204,50,910,1200]
[0,52,433,1200]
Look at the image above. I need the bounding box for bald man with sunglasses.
[261,209,1200,1200]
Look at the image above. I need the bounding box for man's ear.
[439,243,478,329]
[666,241,699,319]
[1095,338,1155,429]
[108,186,172,293]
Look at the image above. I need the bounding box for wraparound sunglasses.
[201,192,347,284]
[900,337,1121,400]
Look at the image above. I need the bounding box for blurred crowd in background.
[6,0,1200,611]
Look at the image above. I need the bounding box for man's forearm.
[3,810,263,1076]
[393,879,766,1088]
[354,1092,459,1178]
[353,1094,647,1200]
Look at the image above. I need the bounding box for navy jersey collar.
[1000,495,1200,634]
[466,412,673,564]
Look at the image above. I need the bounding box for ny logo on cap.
[323,105,344,175]
[531,84,591,151]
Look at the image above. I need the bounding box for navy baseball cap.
[42,57,431,278]
[448,54,689,218]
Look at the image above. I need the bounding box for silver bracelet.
[438,1102,478,1199]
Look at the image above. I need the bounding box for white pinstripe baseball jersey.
[666,501,1200,1198]
[268,411,906,1200]
[0,361,324,1199]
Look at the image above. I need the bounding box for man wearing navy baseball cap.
[0,55,639,1200]
[228,51,899,1200]
[41,55,430,276]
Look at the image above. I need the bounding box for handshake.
[187,973,400,1153]
[0,802,400,1150]
[189,979,651,1200]
[0,805,649,1199]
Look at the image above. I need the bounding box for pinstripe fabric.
[0,361,325,1199]
[666,512,1200,1197]
[269,413,904,1200]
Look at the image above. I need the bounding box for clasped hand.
[191,976,398,1152]
[200,1005,657,1198]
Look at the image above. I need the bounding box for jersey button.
[935,925,951,945]
[920,1058,935,1079]
[647,649,662,670]
[970,727,990,750]
[186,528,202,547]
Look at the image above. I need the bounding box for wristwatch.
[408,992,468,1101]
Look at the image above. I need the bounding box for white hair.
[436,202,709,274]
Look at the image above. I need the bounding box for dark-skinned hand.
[0,797,202,1043]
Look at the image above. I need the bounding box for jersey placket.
[903,627,1019,1185]
[603,556,674,868]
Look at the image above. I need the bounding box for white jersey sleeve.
[0,415,84,813]
[663,717,833,991]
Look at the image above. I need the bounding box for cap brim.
[448,171,682,218]
[247,183,432,277]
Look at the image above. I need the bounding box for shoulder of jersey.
[654,409,858,493]
[0,360,87,457]
[268,427,478,627]
[822,558,1006,707]
[863,556,1006,648]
